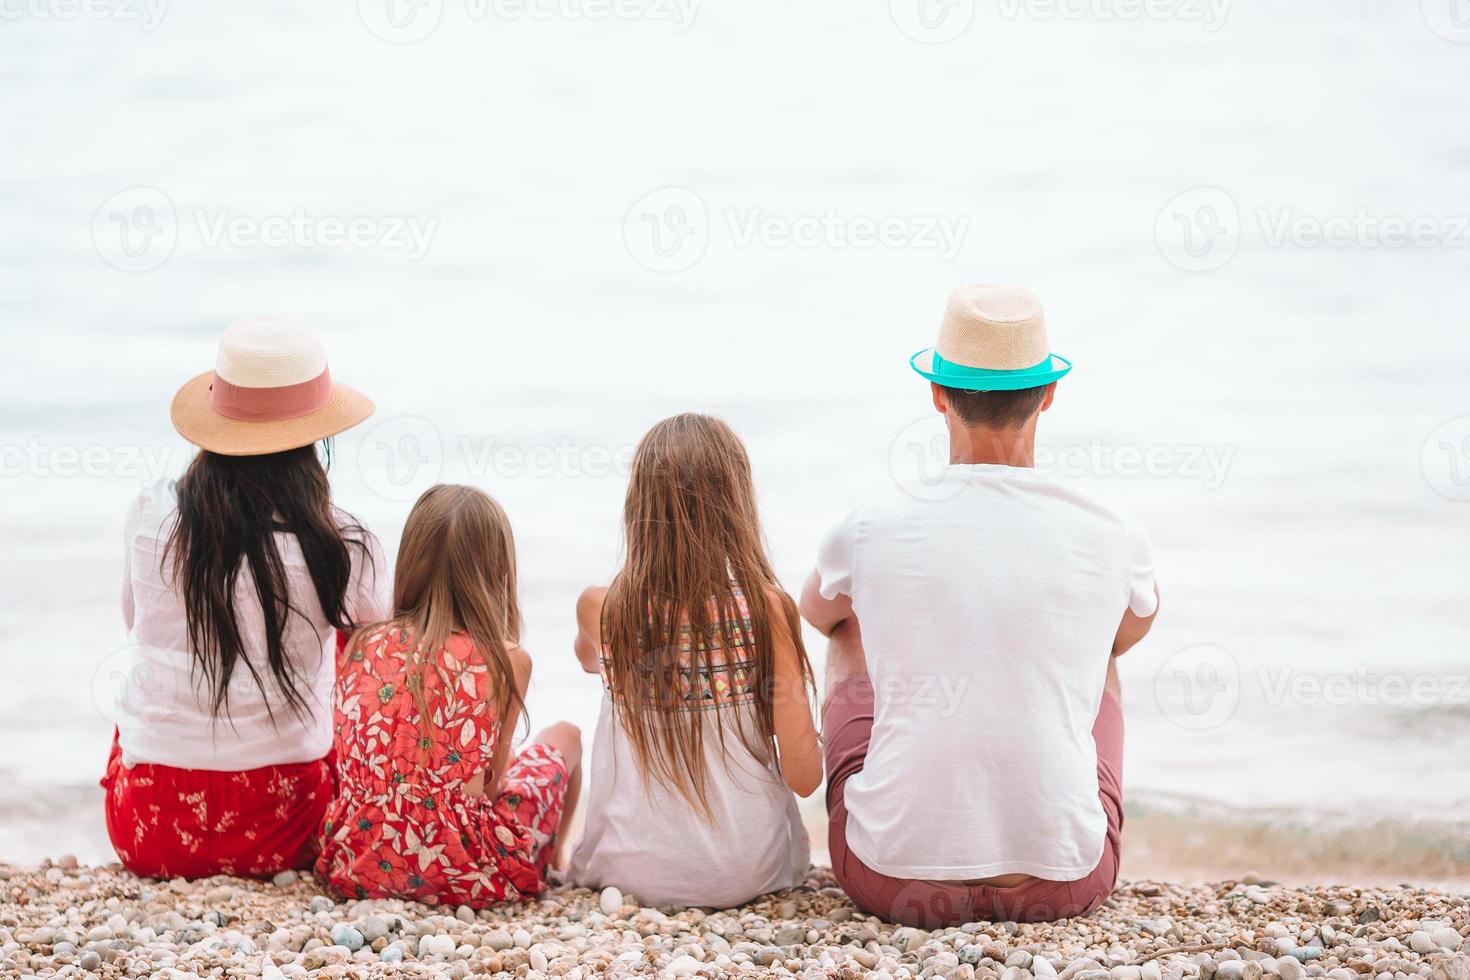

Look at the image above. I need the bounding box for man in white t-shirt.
[800,284,1159,926]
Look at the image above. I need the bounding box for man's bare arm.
[1112,584,1160,657]
[799,568,852,637]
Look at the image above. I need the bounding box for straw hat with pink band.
[171,315,374,456]
[910,283,1072,391]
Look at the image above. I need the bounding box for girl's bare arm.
[473,645,533,796]
[574,586,607,674]
[767,587,823,797]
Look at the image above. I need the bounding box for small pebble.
[1431,928,1462,949]
[329,923,363,952]
[666,954,704,976]
[600,886,623,916]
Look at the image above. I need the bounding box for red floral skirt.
[102,731,334,880]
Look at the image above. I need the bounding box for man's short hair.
[939,384,1048,429]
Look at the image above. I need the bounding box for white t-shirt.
[817,463,1157,881]
[115,479,391,771]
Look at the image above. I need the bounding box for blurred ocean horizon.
[2,0,1467,880]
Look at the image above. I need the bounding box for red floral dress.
[315,625,568,906]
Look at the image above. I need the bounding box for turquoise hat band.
[910,348,1072,391]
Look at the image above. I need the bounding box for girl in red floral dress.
[316,484,582,907]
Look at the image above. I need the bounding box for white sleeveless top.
[567,594,810,909]
[114,479,390,770]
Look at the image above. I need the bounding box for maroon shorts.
[823,676,1124,926]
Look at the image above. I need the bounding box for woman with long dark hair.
[103,315,389,879]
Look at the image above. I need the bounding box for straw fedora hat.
[910,284,1072,391]
[171,315,374,456]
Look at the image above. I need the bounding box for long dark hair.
[166,443,371,722]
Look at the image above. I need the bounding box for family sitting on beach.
[103,284,1158,927]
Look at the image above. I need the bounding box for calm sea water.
[2,0,1467,868]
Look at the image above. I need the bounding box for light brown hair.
[372,484,525,753]
[601,413,814,817]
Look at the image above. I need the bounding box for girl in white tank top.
[565,414,822,909]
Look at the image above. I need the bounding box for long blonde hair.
[601,413,813,817]
[374,484,525,752]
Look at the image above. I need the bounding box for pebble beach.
[4,861,1467,980]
